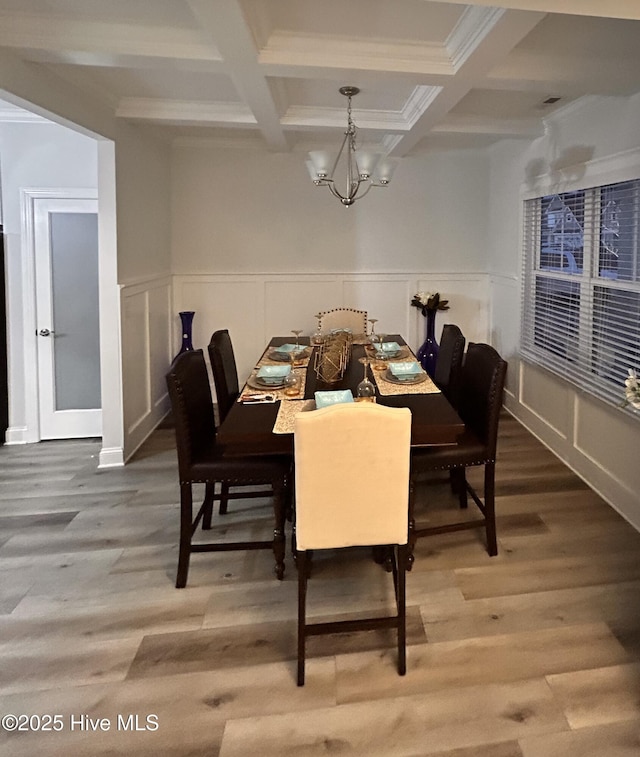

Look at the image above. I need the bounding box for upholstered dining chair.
[293,402,412,686]
[433,323,466,408]
[166,350,290,587]
[318,307,368,335]
[410,342,507,558]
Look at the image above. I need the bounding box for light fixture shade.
[308,150,333,179]
[355,151,381,179]
[375,157,400,184]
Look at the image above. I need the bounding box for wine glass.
[375,332,387,358]
[311,314,324,346]
[372,332,388,370]
[283,353,301,397]
[367,318,378,345]
[356,357,376,401]
[291,329,304,363]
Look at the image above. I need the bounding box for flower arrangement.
[411,291,450,316]
[623,368,640,410]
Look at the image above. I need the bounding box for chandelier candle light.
[307,86,399,207]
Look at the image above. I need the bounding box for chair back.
[166,350,216,479]
[208,329,240,423]
[294,403,411,551]
[434,324,465,404]
[457,343,507,457]
[319,308,368,335]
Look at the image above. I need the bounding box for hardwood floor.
[1,414,639,756]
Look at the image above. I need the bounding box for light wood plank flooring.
[1,414,639,756]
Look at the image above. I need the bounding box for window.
[521,179,640,409]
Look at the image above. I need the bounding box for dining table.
[216,334,465,576]
[217,334,464,455]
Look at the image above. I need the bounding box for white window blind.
[521,179,640,411]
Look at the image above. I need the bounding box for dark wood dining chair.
[207,329,240,424]
[207,328,275,519]
[410,342,507,558]
[293,402,412,686]
[166,350,290,587]
[434,323,466,408]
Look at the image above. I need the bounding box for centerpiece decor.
[411,292,449,378]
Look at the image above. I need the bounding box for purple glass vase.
[175,311,195,360]
[416,309,439,378]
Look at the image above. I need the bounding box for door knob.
[38,329,54,336]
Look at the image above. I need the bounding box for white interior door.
[34,197,102,439]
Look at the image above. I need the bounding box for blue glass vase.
[416,309,439,378]
[175,311,195,360]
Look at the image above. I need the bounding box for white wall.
[488,93,640,530]
[170,144,491,381]
[115,122,173,461]
[1,49,173,464]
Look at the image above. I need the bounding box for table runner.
[273,399,315,434]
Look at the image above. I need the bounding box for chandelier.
[306,86,398,207]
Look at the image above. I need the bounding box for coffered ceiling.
[1,0,640,155]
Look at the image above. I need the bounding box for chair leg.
[297,551,308,686]
[397,544,407,676]
[219,482,230,515]
[272,480,287,580]
[176,483,193,589]
[456,468,469,509]
[485,463,498,557]
[407,480,416,571]
[202,483,215,529]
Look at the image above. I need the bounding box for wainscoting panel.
[505,359,640,532]
[172,272,489,393]
[121,276,172,461]
[264,277,342,342]
[519,361,571,441]
[574,393,640,497]
[342,276,413,343]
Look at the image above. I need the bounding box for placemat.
[238,366,308,402]
[371,365,441,396]
[273,399,315,434]
[258,345,314,368]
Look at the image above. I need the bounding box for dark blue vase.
[417,309,439,378]
[175,311,195,359]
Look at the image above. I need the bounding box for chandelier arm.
[352,180,374,201]
[330,131,351,181]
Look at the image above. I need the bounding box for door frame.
[34,196,102,439]
[20,187,98,443]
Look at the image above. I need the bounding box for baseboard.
[98,445,125,468]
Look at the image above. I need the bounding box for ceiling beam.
[390,7,545,156]
[422,0,640,21]
[186,0,288,151]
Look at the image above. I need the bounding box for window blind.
[521,179,640,410]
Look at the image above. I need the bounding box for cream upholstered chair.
[318,307,368,335]
[294,402,412,686]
